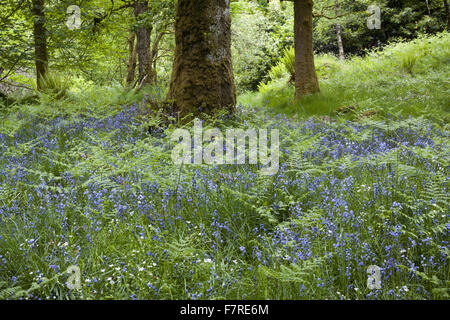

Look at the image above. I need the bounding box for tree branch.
[313,12,348,20]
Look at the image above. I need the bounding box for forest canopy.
[1,0,448,97]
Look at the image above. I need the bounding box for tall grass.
[240,32,450,122]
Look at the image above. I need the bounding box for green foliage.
[399,52,418,75]
[281,47,295,77]
[231,1,294,92]
[268,46,294,81]
[38,72,72,100]
[245,32,450,122]
[267,62,287,82]
[313,0,448,56]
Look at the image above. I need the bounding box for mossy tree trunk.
[126,32,138,85]
[444,0,450,29]
[134,1,153,86]
[32,0,48,90]
[294,0,320,98]
[167,0,236,121]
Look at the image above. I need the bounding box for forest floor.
[0,33,448,300]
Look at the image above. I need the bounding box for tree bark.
[167,0,236,121]
[32,0,48,90]
[126,32,138,85]
[134,1,153,86]
[294,0,320,98]
[335,0,345,61]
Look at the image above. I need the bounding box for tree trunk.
[444,0,450,29]
[425,0,431,16]
[134,1,153,86]
[151,29,168,86]
[294,0,320,98]
[32,0,48,90]
[167,0,236,121]
[126,32,138,85]
[153,55,157,85]
[335,0,345,61]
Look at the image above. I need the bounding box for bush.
[279,47,295,78]
[266,47,295,83]
[399,52,418,75]
[38,72,72,100]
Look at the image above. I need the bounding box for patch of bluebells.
[0,105,448,299]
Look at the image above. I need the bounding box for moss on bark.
[294,0,320,98]
[167,0,236,122]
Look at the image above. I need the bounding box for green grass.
[239,32,450,122]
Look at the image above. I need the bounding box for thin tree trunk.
[167,0,236,121]
[425,0,431,16]
[126,32,138,85]
[134,1,153,86]
[32,0,48,90]
[151,30,167,85]
[294,0,320,98]
[153,56,157,85]
[335,0,345,61]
